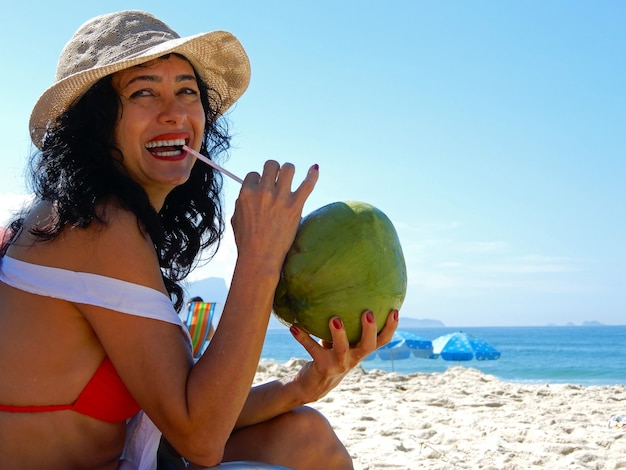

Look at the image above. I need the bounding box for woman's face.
[111,55,206,209]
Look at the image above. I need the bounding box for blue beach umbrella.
[431,331,501,361]
[393,330,434,358]
[363,332,404,360]
[364,330,433,371]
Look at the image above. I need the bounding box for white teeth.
[152,150,181,157]
[145,138,186,149]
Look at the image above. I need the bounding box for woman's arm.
[73,160,319,466]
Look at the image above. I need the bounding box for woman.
[0,10,398,470]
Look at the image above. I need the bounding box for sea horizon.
[259,324,626,387]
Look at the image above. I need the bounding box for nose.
[158,97,187,126]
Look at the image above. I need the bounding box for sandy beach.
[254,359,626,470]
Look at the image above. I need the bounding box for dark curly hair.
[2,55,229,311]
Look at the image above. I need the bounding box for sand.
[254,359,626,470]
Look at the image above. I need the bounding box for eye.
[177,87,201,104]
[129,89,155,99]
[179,87,199,96]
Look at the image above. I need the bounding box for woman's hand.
[231,160,318,274]
[288,309,400,403]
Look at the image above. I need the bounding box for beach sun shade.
[364,330,433,371]
[182,301,216,359]
[431,331,501,361]
[394,330,434,358]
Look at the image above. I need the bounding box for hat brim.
[29,30,250,148]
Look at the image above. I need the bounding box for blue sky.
[1,1,624,326]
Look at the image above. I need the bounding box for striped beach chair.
[183,301,216,359]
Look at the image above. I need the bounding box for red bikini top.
[0,357,141,423]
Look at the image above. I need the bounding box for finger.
[292,164,319,206]
[328,317,349,357]
[243,171,261,185]
[356,310,378,352]
[376,309,400,348]
[259,160,281,188]
[275,162,296,192]
[346,310,380,364]
[289,325,322,359]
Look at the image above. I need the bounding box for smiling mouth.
[145,138,186,157]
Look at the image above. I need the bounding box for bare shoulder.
[12,200,165,292]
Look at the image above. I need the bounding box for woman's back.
[0,202,159,468]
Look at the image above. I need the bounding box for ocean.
[259,325,626,386]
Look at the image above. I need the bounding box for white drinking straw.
[183,145,243,184]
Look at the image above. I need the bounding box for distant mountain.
[548,321,606,327]
[581,321,605,326]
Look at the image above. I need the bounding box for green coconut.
[273,201,407,344]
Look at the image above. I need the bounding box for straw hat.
[29,10,251,148]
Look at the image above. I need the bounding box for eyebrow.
[124,73,197,87]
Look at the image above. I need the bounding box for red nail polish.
[366,311,375,324]
[312,163,319,171]
[290,325,299,337]
[393,310,399,321]
[332,318,343,330]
